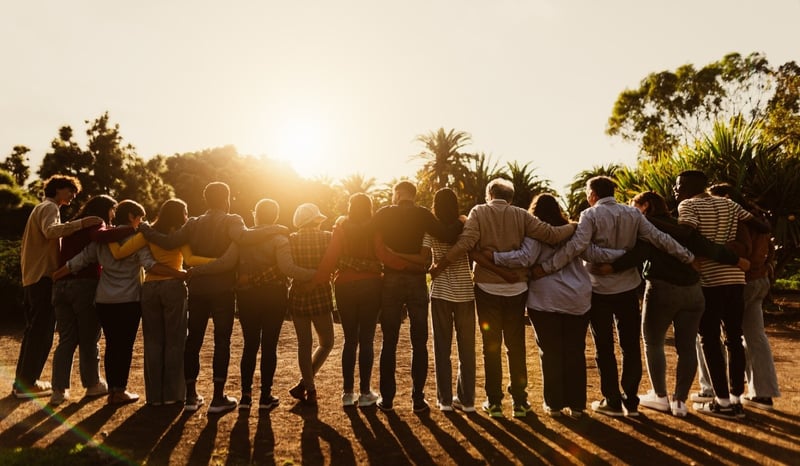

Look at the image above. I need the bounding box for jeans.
[699,284,745,398]
[474,286,528,405]
[292,312,334,392]
[431,298,476,407]
[530,309,590,411]
[742,277,780,398]
[96,302,141,391]
[237,284,287,395]
[185,291,235,384]
[15,278,56,389]
[589,289,642,410]
[642,279,704,402]
[51,279,102,391]
[379,271,429,404]
[141,279,188,403]
[335,278,381,394]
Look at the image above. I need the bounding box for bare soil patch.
[1,296,799,465]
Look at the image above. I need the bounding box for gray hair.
[486,178,515,202]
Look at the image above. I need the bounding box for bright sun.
[274,116,327,178]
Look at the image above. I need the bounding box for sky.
[1,0,797,195]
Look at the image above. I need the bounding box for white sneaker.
[542,403,562,417]
[342,392,356,407]
[452,397,476,413]
[437,402,454,412]
[358,391,379,407]
[670,399,688,417]
[50,389,69,406]
[85,380,108,397]
[639,390,670,412]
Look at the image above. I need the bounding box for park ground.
[0,294,799,465]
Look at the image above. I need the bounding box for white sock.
[715,396,731,407]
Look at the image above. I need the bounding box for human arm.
[188,243,240,277]
[389,247,432,266]
[590,240,651,275]
[40,203,100,239]
[181,245,215,267]
[492,237,541,269]
[226,215,290,246]
[469,249,518,283]
[525,216,577,246]
[581,243,629,264]
[91,225,137,243]
[275,236,315,281]
[637,216,694,264]
[64,242,99,275]
[138,220,193,250]
[537,213,594,274]
[107,232,147,259]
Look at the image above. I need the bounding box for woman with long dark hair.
[50,194,123,405]
[314,193,383,407]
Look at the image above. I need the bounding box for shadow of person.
[252,410,276,466]
[187,412,221,466]
[145,408,194,466]
[0,397,53,447]
[103,403,184,463]
[344,407,380,462]
[417,412,483,465]
[226,408,252,464]
[444,411,512,465]
[290,401,356,465]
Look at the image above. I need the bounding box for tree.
[413,128,476,192]
[38,126,95,200]
[504,161,552,210]
[564,164,623,220]
[606,52,799,159]
[1,146,31,187]
[461,152,504,212]
[84,111,138,197]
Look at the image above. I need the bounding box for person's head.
[152,198,189,233]
[203,182,230,211]
[529,193,569,226]
[347,193,373,224]
[674,170,708,201]
[114,200,146,229]
[585,176,616,206]
[486,178,514,202]
[432,188,459,224]
[631,191,670,216]
[293,203,326,229]
[708,182,736,199]
[253,199,280,227]
[71,194,117,224]
[43,175,81,206]
[392,181,417,205]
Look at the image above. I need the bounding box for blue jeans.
[379,272,429,404]
[474,287,528,405]
[431,298,476,407]
[590,289,642,410]
[742,277,780,398]
[51,279,102,391]
[141,279,188,403]
[15,278,56,389]
[642,279,704,401]
[336,278,381,394]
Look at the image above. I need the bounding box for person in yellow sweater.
[108,199,213,406]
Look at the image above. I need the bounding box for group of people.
[12,170,780,422]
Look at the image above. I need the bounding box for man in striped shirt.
[675,170,760,419]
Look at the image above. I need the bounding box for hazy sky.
[2,0,797,194]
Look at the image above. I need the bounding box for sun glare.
[274,116,328,178]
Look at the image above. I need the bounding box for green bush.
[0,239,23,321]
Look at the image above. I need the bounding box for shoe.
[639,391,670,412]
[452,397,476,413]
[108,390,139,405]
[622,394,639,417]
[342,392,356,407]
[482,401,503,418]
[12,380,52,399]
[259,394,280,410]
[566,407,585,419]
[50,389,69,406]
[690,391,714,403]
[670,399,688,417]
[358,392,379,407]
[513,401,532,418]
[288,381,305,401]
[437,402,453,412]
[693,400,737,420]
[731,402,746,419]
[742,396,774,411]
[184,394,205,412]
[85,380,108,397]
[376,398,393,412]
[239,394,252,410]
[542,403,562,417]
[304,390,318,406]
[208,395,237,413]
[412,399,430,413]
[591,399,624,417]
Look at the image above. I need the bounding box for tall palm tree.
[338,172,377,197]
[565,163,622,220]
[413,128,475,192]
[461,152,504,211]
[505,161,552,210]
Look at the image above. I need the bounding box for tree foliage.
[413,128,476,193]
[1,146,31,188]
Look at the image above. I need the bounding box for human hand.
[590,263,614,276]
[81,216,103,228]
[529,264,547,280]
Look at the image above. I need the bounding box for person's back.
[466,201,537,284]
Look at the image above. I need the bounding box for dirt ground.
[0,295,799,466]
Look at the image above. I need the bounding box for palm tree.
[505,161,552,210]
[565,164,622,220]
[461,152,504,211]
[338,172,377,197]
[413,128,475,192]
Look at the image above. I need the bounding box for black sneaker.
[377,398,394,412]
[288,381,305,401]
[513,401,532,418]
[208,395,238,414]
[412,399,430,413]
[259,394,280,410]
[693,400,737,420]
[591,399,624,417]
[239,394,252,410]
[731,402,746,419]
[742,396,773,411]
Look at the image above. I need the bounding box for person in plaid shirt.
[287,203,333,405]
